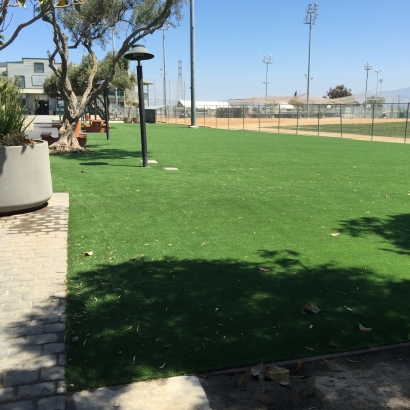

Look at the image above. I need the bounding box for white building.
[0,58,61,115]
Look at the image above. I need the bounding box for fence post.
[216,105,218,129]
[404,103,409,144]
[228,106,230,130]
[371,104,375,141]
[340,104,343,138]
[317,105,320,135]
[296,107,299,135]
[258,104,260,132]
[277,105,281,133]
[242,105,244,131]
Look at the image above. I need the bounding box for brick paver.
[0,194,68,410]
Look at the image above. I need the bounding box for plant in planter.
[0,77,52,215]
[124,99,134,123]
[132,102,139,123]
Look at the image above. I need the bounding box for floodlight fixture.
[304,2,319,117]
[262,54,273,97]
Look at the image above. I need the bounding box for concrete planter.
[0,141,53,215]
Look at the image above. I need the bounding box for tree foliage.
[364,95,385,106]
[43,53,135,99]
[0,0,85,50]
[324,85,352,99]
[40,0,183,151]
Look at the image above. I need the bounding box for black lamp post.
[96,80,110,140]
[124,44,154,168]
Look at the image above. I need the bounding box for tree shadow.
[65,249,410,390]
[338,214,410,256]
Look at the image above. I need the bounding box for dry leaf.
[329,340,339,348]
[84,251,93,256]
[289,361,302,376]
[158,362,166,369]
[265,365,289,381]
[237,366,252,388]
[258,267,270,272]
[323,358,343,372]
[258,371,266,381]
[359,323,372,332]
[251,361,265,376]
[302,303,320,313]
[330,233,340,237]
[279,373,291,386]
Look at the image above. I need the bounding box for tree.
[43,52,136,117]
[41,0,183,151]
[364,95,385,106]
[324,85,352,99]
[0,0,83,50]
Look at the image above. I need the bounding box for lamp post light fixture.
[262,54,272,97]
[375,69,383,98]
[304,2,318,118]
[96,80,110,140]
[124,44,154,168]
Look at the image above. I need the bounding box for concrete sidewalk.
[0,193,210,410]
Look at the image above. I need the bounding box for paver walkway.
[0,194,68,410]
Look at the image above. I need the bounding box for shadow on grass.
[339,214,410,256]
[66,249,410,390]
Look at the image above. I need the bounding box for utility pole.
[304,2,318,117]
[262,54,272,97]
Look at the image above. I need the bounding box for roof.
[178,100,231,108]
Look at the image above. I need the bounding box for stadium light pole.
[379,79,384,98]
[262,54,272,97]
[375,69,383,97]
[160,25,169,120]
[363,63,373,114]
[304,2,318,118]
[189,0,198,128]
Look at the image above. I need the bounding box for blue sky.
[2,0,410,102]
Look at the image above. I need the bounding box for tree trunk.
[49,106,85,152]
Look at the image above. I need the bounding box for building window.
[17,76,25,88]
[34,62,44,73]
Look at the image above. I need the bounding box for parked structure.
[0,58,61,115]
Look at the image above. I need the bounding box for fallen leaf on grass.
[329,340,340,348]
[158,362,166,369]
[84,251,93,256]
[258,267,270,272]
[237,366,252,388]
[324,358,343,372]
[330,233,340,237]
[265,365,289,381]
[302,303,320,313]
[359,323,372,332]
[251,361,265,376]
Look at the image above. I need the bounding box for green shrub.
[0,77,33,146]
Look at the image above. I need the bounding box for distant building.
[0,57,61,115]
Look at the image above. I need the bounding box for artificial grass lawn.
[49,124,410,390]
[280,121,409,139]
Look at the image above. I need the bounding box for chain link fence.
[158,103,410,143]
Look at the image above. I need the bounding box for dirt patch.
[199,346,410,409]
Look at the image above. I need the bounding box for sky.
[2,0,410,103]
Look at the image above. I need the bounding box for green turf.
[50,124,410,390]
[278,121,409,139]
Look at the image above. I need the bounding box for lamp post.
[363,63,372,116]
[375,69,383,97]
[124,44,154,168]
[189,0,197,127]
[304,2,318,118]
[262,54,272,97]
[96,80,110,140]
